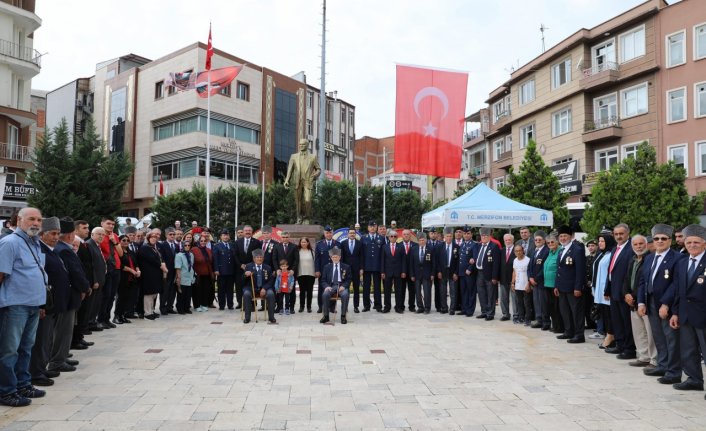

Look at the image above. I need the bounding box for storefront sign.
[387,180,412,189]
[324,142,348,157]
[4,183,36,200]
[324,170,343,182]
[559,180,582,195]
[582,171,602,186]
[551,160,579,184]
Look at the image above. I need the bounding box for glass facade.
[153,156,258,184]
[152,115,260,145]
[274,88,298,182]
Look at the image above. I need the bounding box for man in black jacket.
[273,231,298,313]
[234,225,262,309]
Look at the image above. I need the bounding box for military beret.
[479,227,491,236]
[59,217,75,234]
[557,225,573,235]
[328,246,341,256]
[252,249,264,258]
[534,230,547,239]
[220,228,230,235]
[443,227,454,235]
[586,239,597,246]
[41,216,60,232]
[324,226,333,232]
[681,224,706,240]
[124,226,137,234]
[463,226,470,233]
[651,223,674,238]
[368,220,377,226]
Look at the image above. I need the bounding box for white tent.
[422,182,554,228]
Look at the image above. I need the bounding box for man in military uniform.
[436,227,459,314]
[242,249,276,324]
[475,227,501,320]
[458,227,479,317]
[340,227,363,313]
[555,225,587,344]
[361,221,383,312]
[314,226,339,313]
[213,229,237,310]
[320,247,351,324]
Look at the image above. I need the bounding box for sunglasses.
[183,244,192,247]
[653,237,670,241]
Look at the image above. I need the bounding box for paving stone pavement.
[1,305,705,430]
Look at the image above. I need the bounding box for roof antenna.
[540,24,549,53]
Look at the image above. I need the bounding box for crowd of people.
[1,207,705,408]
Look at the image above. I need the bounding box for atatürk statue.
[284,138,321,224]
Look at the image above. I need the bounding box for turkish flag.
[205,25,213,71]
[159,174,165,196]
[394,65,468,178]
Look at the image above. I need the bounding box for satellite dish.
[576,55,584,71]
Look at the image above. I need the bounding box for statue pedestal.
[277,224,323,244]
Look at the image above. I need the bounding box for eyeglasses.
[120,239,129,242]
[183,244,191,248]
[168,233,175,236]
[653,237,670,241]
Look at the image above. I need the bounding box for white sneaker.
[588,332,605,339]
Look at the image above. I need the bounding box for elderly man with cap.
[242,249,276,324]
[528,230,550,328]
[458,226,479,316]
[669,224,706,394]
[213,228,237,310]
[315,226,340,313]
[554,225,587,343]
[436,227,459,315]
[604,223,637,358]
[320,247,351,324]
[382,229,406,313]
[639,223,685,384]
[361,220,383,312]
[475,227,501,320]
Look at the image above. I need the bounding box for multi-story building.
[0,0,42,217]
[45,77,94,147]
[461,108,491,189]
[353,135,395,184]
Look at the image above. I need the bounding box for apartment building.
[472,0,705,208]
[45,77,94,147]
[0,0,41,217]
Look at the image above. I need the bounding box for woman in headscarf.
[593,232,617,349]
[137,229,167,320]
[191,235,214,312]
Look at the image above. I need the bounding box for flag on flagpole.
[159,174,165,196]
[206,24,213,71]
[394,65,468,178]
[164,66,242,97]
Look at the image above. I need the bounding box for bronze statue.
[284,138,321,224]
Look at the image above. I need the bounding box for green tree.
[27,118,133,226]
[313,179,357,227]
[387,189,430,229]
[500,140,569,228]
[264,182,296,226]
[581,142,704,239]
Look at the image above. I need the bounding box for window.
[167,85,177,96]
[695,23,706,60]
[306,119,313,136]
[5,173,16,183]
[307,91,314,109]
[339,156,346,174]
[469,148,487,176]
[591,39,616,73]
[667,87,686,123]
[596,148,619,171]
[552,107,572,137]
[551,58,571,89]
[8,124,19,147]
[340,132,346,148]
[155,81,164,99]
[493,97,510,123]
[666,30,686,67]
[153,116,260,145]
[218,83,231,97]
[696,82,706,118]
[553,157,573,165]
[593,93,618,128]
[341,106,346,123]
[619,25,645,63]
[622,144,639,160]
[668,144,688,175]
[493,176,505,190]
[493,139,505,161]
[325,153,332,171]
[349,110,355,128]
[621,82,648,118]
[325,129,332,143]
[236,82,249,101]
[519,123,534,149]
[519,79,535,105]
[698,142,706,175]
[505,135,512,152]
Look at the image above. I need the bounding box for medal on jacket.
[426,254,431,261]
[264,271,269,280]
[567,256,573,265]
[537,259,543,265]
[697,276,704,285]
[342,269,347,279]
[487,250,493,263]
[664,269,669,279]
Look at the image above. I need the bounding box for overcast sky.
[33,0,655,138]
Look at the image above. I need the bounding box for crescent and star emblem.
[413,86,449,138]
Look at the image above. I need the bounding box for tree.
[27,118,133,226]
[313,179,357,227]
[387,189,430,229]
[581,142,704,239]
[500,140,569,228]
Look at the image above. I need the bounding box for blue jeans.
[0,305,40,395]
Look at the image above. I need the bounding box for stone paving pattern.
[1,305,705,430]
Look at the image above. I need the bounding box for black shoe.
[530,322,542,328]
[354,308,360,313]
[307,308,312,313]
[541,325,551,331]
[178,311,186,315]
[449,311,455,316]
[88,325,103,332]
[317,308,322,313]
[657,375,680,384]
[104,321,117,329]
[31,376,54,387]
[409,308,416,313]
[228,307,235,310]
[145,314,157,320]
[235,304,242,309]
[44,370,60,378]
[17,385,45,399]
[0,392,31,407]
[320,316,330,324]
[82,329,93,335]
[476,314,487,319]
[556,333,572,340]
[415,309,424,314]
[362,307,370,312]
[243,318,250,324]
[551,328,564,334]
[79,339,94,347]
[124,313,138,319]
[341,316,347,324]
[269,319,277,324]
[152,313,160,318]
[424,310,430,314]
[121,317,132,324]
[185,310,192,314]
[138,314,145,319]
[219,308,225,311]
[567,337,585,344]
[499,316,510,321]
[66,359,79,366]
[48,364,76,372]
[290,309,295,314]
[617,352,637,360]
[70,343,88,350]
[485,316,494,321]
[644,368,667,377]
[396,309,404,314]
[382,309,390,313]
[604,347,621,354]
[673,380,703,391]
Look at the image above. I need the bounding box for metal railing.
[0,39,41,67]
[0,143,32,162]
[465,128,482,141]
[582,61,619,78]
[470,165,487,176]
[584,116,621,132]
[494,110,511,122]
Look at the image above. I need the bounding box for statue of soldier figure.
[284,138,321,224]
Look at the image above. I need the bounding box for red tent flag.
[205,25,213,71]
[394,65,468,178]
[159,174,165,196]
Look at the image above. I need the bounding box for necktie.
[506,247,511,262]
[257,265,263,287]
[477,244,487,269]
[263,241,267,250]
[245,239,249,250]
[420,247,424,263]
[226,242,230,250]
[327,240,331,248]
[283,243,287,253]
[391,243,396,257]
[446,245,451,266]
[334,264,340,284]
[609,245,621,273]
[349,241,353,254]
[405,242,410,254]
[648,254,660,293]
[170,242,175,253]
[688,258,697,280]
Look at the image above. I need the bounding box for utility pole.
[317,0,327,182]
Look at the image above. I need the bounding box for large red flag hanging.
[159,174,165,196]
[394,65,468,178]
[205,24,213,71]
[196,66,242,98]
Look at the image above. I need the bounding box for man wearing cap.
[320,247,351,324]
[458,227,479,317]
[340,227,363,313]
[604,223,637,357]
[315,226,340,313]
[382,230,406,313]
[669,224,706,394]
[436,228,459,315]
[157,227,179,314]
[409,233,435,314]
[242,249,276,324]
[638,224,685,383]
[213,229,237,311]
[555,225,588,343]
[361,221,383,312]
[528,230,550,329]
[475,227,501,320]
[428,229,444,312]
[235,225,261,309]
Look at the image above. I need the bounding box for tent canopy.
[422,182,554,228]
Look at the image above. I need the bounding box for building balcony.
[580,61,619,91]
[0,143,32,163]
[494,150,512,168]
[0,39,41,77]
[582,117,622,144]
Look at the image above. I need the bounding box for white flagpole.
[382,150,387,226]
[206,69,211,228]
[234,150,240,230]
[260,171,265,227]
[355,172,359,226]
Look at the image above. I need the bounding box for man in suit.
[72,220,97,349]
[669,224,706,394]
[604,223,637,358]
[399,229,417,312]
[436,228,459,315]
[213,229,237,310]
[340,227,363,313]
[259,226,279,311]
[458,227,479,317]
[475,227,501,320]
[85,228,107,331]
[382,230,406,313]
[554,225,587,343]
[235,225,262,309]
[499,233,516,322]
[157,227,179,314]
[410,233,435,314]
[273,231,298,314]
[517,227,535,256]
[242,249,276,324]
[361,221,382,312]
[528,231,550,329]
[320,247,351,324]
[315,226,339,313]
[638,224,685,383]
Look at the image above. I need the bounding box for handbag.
[14,232,54,313]
[590,304,600,322]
